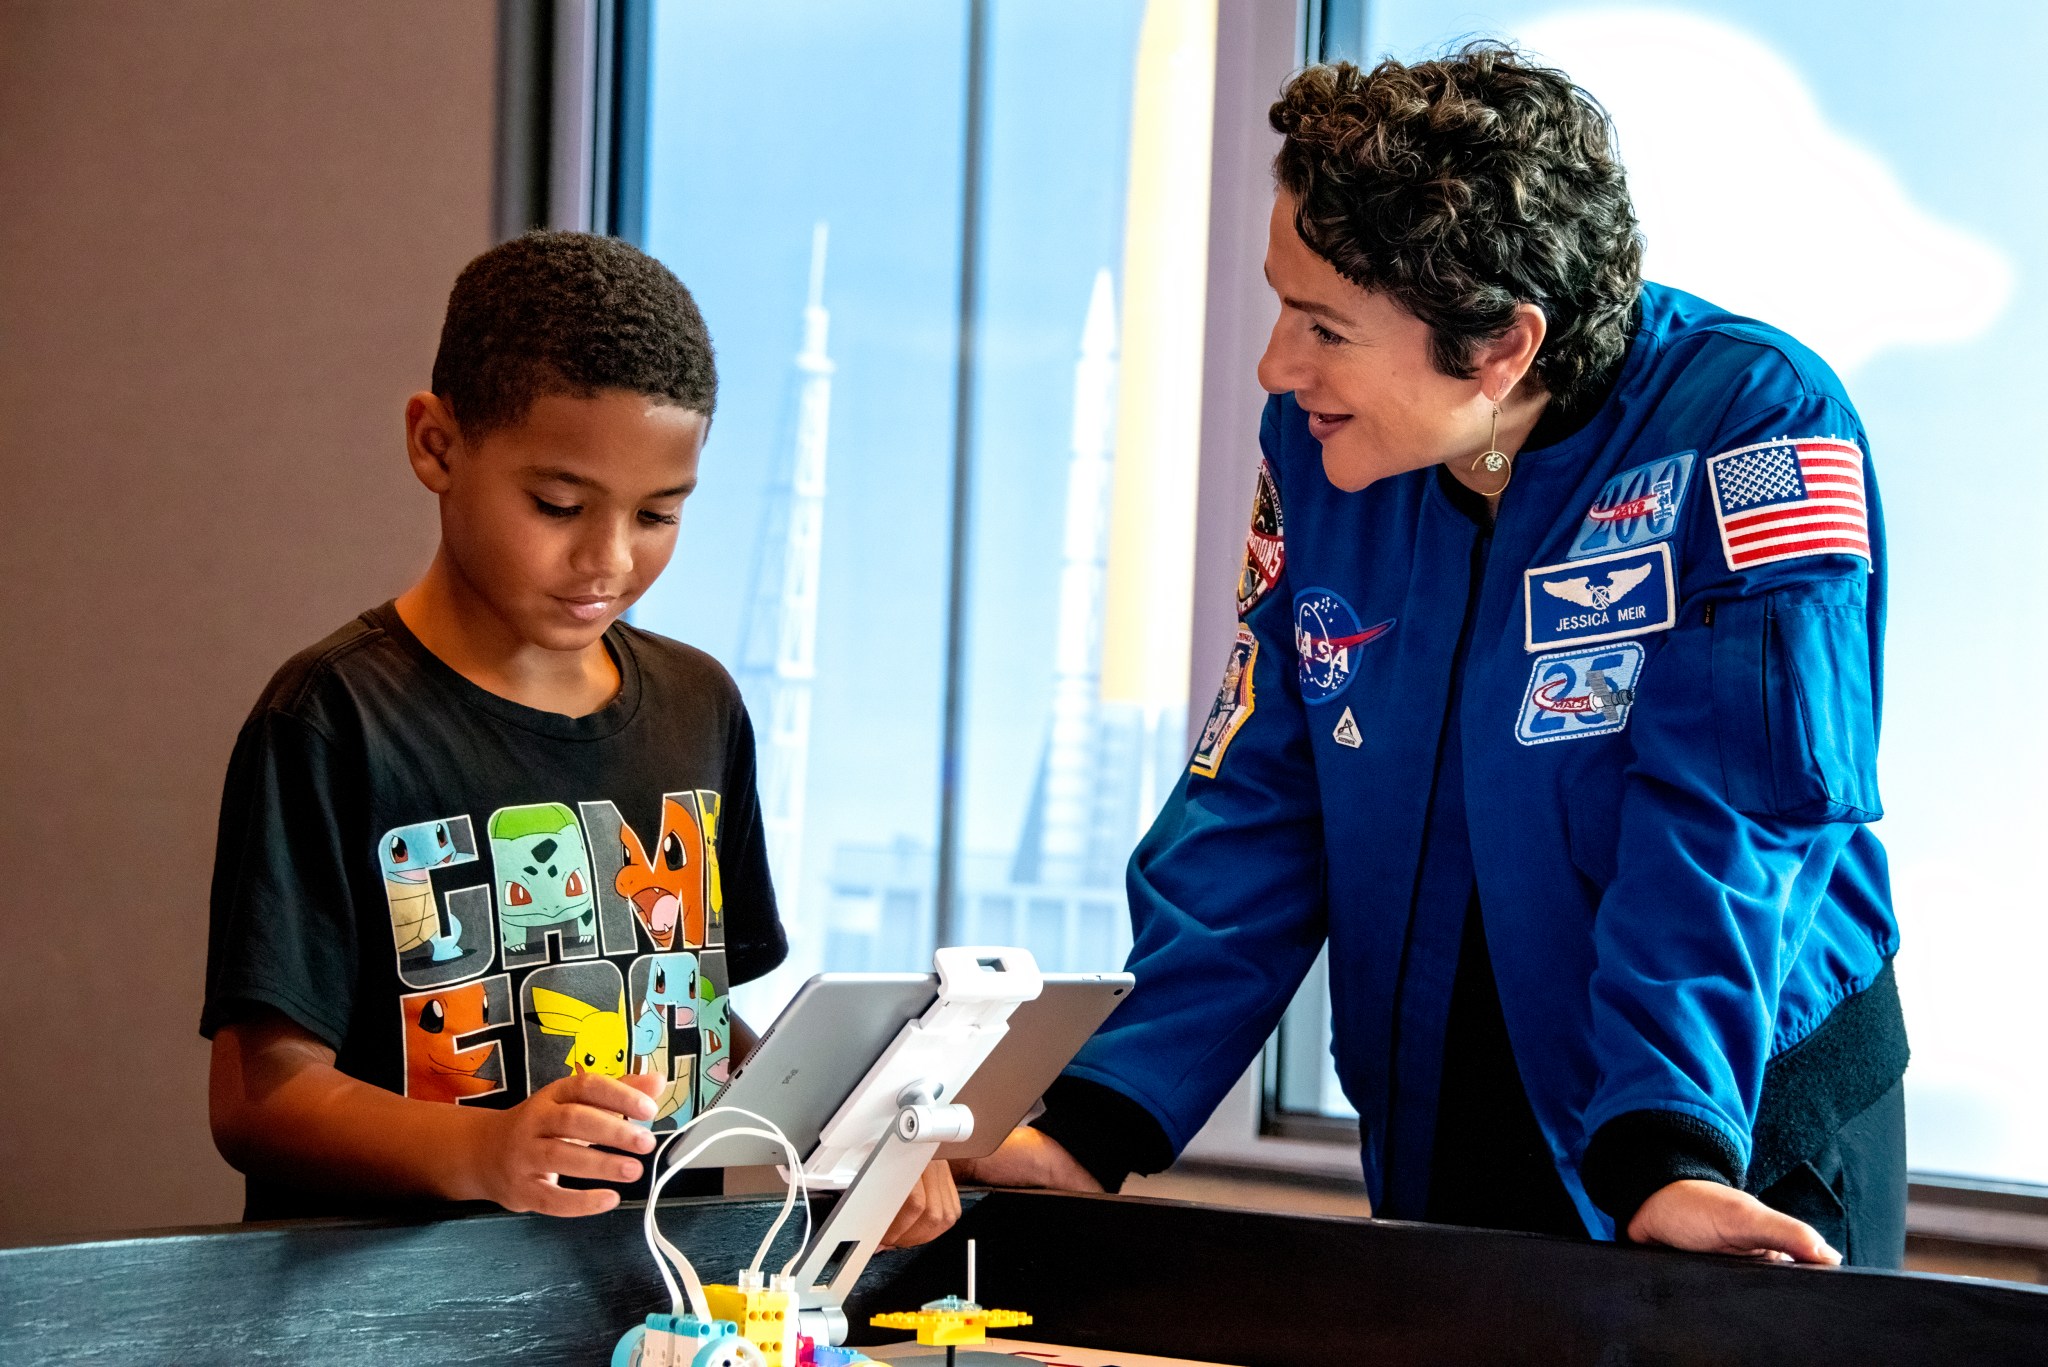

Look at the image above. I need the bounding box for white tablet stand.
[781,945,1044,1347]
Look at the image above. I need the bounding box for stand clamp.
[785,948,1042,1345]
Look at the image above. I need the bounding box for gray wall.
[0,0,499,1241]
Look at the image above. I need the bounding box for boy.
[202,231,787,1219]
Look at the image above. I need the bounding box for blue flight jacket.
[1066,283,1896,1236]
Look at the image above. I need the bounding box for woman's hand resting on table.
[1628,1179,1842,1264]
[955,1126,1104,1194]
[883,1133,1838,1266]
[880,1128,1103,1248]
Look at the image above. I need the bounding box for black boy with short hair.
[203,231,787,1219]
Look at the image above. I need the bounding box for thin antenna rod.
[967,1238,977,1304]
[807,221,829,312]
[934,0,989,950]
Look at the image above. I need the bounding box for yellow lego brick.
[705,1282,797,1366]
[869,1303,1033,1348]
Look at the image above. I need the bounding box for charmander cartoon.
[614,795,708,951]
[530,983,630,1078]
[401,979,505,1104]
[380,818,470,962]
[489,803,597,961]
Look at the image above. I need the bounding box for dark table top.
[5,1189,2046,1366]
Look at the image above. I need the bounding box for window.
[626,1,1219,1024]
[1263,0,2048,1191]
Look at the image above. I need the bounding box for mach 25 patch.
[1515,643,1644,745]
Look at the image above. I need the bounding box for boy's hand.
[466,1072,662,1217]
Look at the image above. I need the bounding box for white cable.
[656,1105,812,1275]
[648,1126,784,1319]
[640,1105,812,1324]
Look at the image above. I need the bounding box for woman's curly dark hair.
[1270,42,1642,407]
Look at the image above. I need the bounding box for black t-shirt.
[202,602,787,1218]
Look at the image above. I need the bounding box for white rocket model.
[1018,269,1120,887]
[753,223,834,902]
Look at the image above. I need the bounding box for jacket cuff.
[1581,1109,1745,1233]
[1027,1075,1176,1193]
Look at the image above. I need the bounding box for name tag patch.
[1523,543,1675,652]
[1568,452,1695,560]
[1515,643,1645,746]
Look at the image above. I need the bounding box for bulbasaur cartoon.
[490,803,596,955]
[699,973,732,1100]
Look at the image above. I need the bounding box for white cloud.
[1517,8,2014,376]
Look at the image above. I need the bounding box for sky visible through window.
[634,1,1201,1028]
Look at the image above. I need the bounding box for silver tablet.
[938,971,1132,1161]
[675,970,1132,1168]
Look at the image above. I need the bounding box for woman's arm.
[1576,393,1886,1259]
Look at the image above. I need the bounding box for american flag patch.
[1706,437,1870,572]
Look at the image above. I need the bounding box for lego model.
[611,1310,882,1367]
[618,950,1044,1366]
[869,1240,1032,1366]
[619,1297,883,1367]
[613,1312,761,1367]
[705,1272,800,1367]
[870,1297,1033,1359]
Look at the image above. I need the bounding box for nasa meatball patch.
[1236,459,1286,616]
[1523,543,1675,652]
[1515,643,1645,746]
[1293,587,1394,706]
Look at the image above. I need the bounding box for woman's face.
[1257,193,1495,493]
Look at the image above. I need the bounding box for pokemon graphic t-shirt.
[202,602,786,1217]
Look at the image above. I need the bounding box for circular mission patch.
[1236,458,1286,616]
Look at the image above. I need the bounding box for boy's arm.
[209,1008,662,1217]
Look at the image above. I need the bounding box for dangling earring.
[1468,400,1512,497]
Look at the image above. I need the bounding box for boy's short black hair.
[430,230,716,437]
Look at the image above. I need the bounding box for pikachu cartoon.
[528,983,630,1079]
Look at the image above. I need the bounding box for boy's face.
[413,388,707,652]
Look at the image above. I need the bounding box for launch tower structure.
[740,222,835,906]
